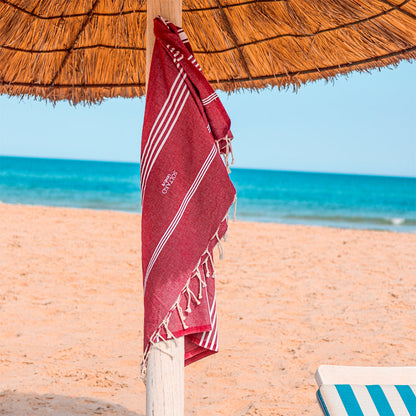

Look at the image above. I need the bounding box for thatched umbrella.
[0,0,415,105]
[1,1,415,415]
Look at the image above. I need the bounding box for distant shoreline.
[1,201,414,235]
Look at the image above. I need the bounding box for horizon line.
[1,153,415,180]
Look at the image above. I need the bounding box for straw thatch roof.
[0,0,415,104]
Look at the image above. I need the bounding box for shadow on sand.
[0,391,143,416]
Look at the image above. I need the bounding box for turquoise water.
[1,156,415,232]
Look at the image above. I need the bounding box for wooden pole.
[146,0,182,85]
[145,2,184,416]
[146,338,185,416]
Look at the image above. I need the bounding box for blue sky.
[0,61,415,177]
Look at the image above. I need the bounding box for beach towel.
[140,17,236,378]
[315,365,416,416]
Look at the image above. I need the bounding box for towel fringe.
[219,134,234,172]
[185,283,200,313]
[212,229,225,260]
[215,139,221,154]
[162,318,176,340]
[202,257,210,278]
[227,136,235,166]
[223,215,229,241]
[140,215,232,384]
[216,238,224,260]
[176,301,189,330]
[205,251,215,277]
[195,267,207,299]
[206,248,214,266]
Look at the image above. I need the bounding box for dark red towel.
[140,17,236,377]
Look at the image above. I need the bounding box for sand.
[0,202,415,415]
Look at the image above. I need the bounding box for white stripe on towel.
[141,69,186,187]
[143,145,217,293]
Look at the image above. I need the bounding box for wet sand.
[1,203,415,415]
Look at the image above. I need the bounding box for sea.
[0,156,415,233]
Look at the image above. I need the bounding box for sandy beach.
[0,202,415,415]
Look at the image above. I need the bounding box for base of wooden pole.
[146,337,184,416]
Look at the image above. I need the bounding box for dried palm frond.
[0,0,415,104]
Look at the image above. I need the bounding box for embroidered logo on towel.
[162,170,178,194]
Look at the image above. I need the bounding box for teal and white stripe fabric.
[317,384,416,416]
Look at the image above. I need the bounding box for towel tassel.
[227,137,235,166]
[162,319,177,340]
[206,248,214,265]
[185,284,200,313]
[202,257,210,278]
[215,140,221,154]
[195,267,207,299]
[216,238,224,260]
[206,250,215,276]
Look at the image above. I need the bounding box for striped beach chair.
[315,365,416,415]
